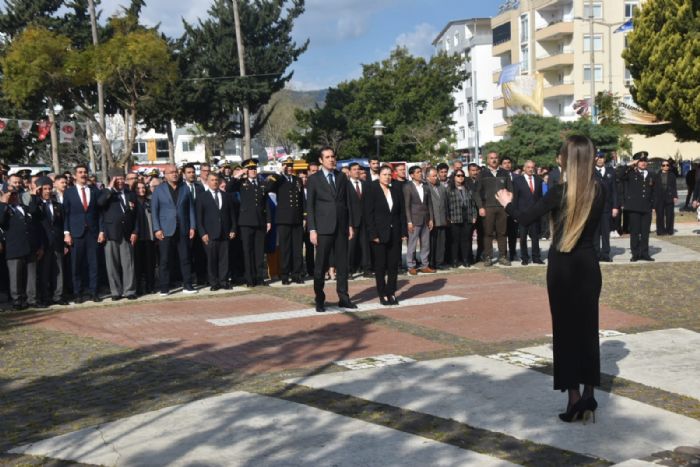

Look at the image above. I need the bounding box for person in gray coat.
[426,167,449,270]
[403,166,434,274]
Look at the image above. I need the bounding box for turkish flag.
[37,120,51,141]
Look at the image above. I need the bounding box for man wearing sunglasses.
[653,159,678,236]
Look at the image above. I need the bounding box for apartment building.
[433,18,501,163]
[489,0,700,158]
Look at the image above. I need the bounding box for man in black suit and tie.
[36,177,68,306]
[98,168,139,300]
[511,160,543,265]
[307,146,356,312]
[347,162,371,278]
[621,151,655,261]
[183,163,207,286]
[197,172,237,290]
[63,164,102,303]
[593,153,619,262]
[267,158,305,285]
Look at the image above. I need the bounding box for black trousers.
[39,246,63,302]
[628,210,652,258]
[371,229,401,297]
[304,230,315,276]
[593,211,612,260]
[229,235,245,283]
[519,222,541,262]
[450,222,470,265]
[467,217,483,262]
[314,230,349,305]
[685,186,694,208]
[348,221,371,273]
[191,233,208,285]
[655,201,675,235]
[240,225,266,285]
[278,223,304,280]
[0,246,8,298]
[158,231,192,292]
[134,239,156,294]
[71,231,99,296]
[205,238,229,287]
[506,215,518,260]
[429,225,447,268]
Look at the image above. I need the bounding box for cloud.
[293,0,398,43]
[96,0,208,36]
[394,22,437,59]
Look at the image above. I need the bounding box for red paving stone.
[24,294,446,373]
[22,271,656,372]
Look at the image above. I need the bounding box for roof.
[432,18,492,45]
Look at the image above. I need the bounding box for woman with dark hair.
[496,135,605,423]
[363,165,407,306]
[133,181,156,295]
[446,169,477,267]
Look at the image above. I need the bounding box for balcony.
[493,96,506,109]
[535,21,574,42]
[536,51,574,71]
[494,122,509,136]
[493,40,511,57]
[543,82,575,99]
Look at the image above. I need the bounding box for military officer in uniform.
[267,158,305,285]
[593,153,619,262]
[227,159,271,287]
[620,151,655,261]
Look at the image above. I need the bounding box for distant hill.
[286,89,328,108]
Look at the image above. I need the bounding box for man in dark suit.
[307,146,356,312]
[620,152,655,261]
[98,168,139,300]
[593,153,619,261]
[299,171,315,277]
[426,167,449,270]
[151,164,197,295]
[36,177,68,306]
[548,153,562,187]
[63,164,102,303]
[347,162,371,278]
[183,163,207,286]
[474,152,513,266]
[197,172,237,290]
[403,165,434,274]
[466,163,484,263]
[227,159,271,287]
[0,184,43,309]
[653,159,678,235]
[511,160,543,265]
[500,156,519,261]
[268,158,305,285]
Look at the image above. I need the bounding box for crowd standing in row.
[0,152,698,311]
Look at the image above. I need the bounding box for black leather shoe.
[532,259,545,264]
[315,303,325,313]
[222,284,232,290]
[54,299,69,306]
[281,279,291,285]
[338,300,358,309]
[210,285,221,292]
[294,278,305,284]
[245,283,255,288]
[380,297,391,306]
[111,296,122,301]
[90,295,102,303]
[126,295,137,300]
[32,302,49,309]
[521,259,529,266]
[74,295,84,304]
[640,256,655,261]
[598,256,612,262]
[630,256,639,262]
[388,295,399,306]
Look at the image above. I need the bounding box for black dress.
[505,182,605,390]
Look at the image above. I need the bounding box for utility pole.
[588,0,596,123]
[232,0,252,161]
[88,0,108,181]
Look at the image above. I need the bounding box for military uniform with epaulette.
[268,159,305,284]
[226,160,271,287]
[620,152,655,261]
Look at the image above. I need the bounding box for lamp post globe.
[372,120,385,159]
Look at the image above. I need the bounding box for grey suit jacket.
[427,182,448,227]
[403,181,433,226]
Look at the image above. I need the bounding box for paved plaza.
[1,225,700,466]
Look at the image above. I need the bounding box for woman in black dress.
[364,165,408,306]
[446,169,477,268]
[496,135,605,423]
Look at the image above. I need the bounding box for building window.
[520,13,529,44]
[521,44,529,72]
[445,39,450,51]
[454,32,460,46]
[583,33,603,52]
[492,22,511,45]
[182,140,195,152]
[624,1,639,18]
[156,140,169,159]
[458,127,466,141]
[132,142,146,155]
[458,103,465,117]
[583,64,603,82]
[582,2,603,19]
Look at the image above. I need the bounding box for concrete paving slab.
[9,391,514,467]
[520,328,700,400]
[288,355,700,463]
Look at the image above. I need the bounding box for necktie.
[355,181,361,198]
[117,191,126,212]
[327,172,336,191]
[81,186,88,211]
[190,184,195,200]
[213,190,221,209]
[44,201,52,221]
[529,176,534,193]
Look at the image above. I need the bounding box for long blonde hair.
[556,135,598,253]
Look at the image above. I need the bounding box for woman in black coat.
[653,160,678,235]
[496,135,605,423]
[363,165,408,306]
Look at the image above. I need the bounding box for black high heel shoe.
[581,397,598,424]
[558,398,587,423]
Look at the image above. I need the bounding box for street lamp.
[372,119,385,159]
[473,99,488,164]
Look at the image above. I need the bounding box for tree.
[293,47,465,161]
[257,89,314,153]
[482,114,562,167]
[623,0,700,141]
[182,0,308,156]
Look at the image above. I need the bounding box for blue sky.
[2,0,500,90]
